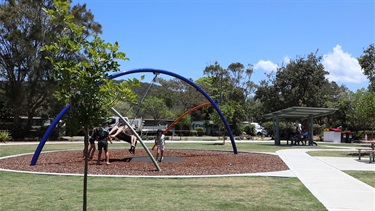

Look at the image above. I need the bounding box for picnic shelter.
[263,106,338,145]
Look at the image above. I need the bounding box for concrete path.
[277,149,375,211]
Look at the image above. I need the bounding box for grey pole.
[111,107,161,171]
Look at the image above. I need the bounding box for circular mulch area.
[0,149,289,177]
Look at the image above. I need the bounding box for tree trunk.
[83,127,89,211]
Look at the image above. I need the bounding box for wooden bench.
[356,148,375,163]
[287,136,310,145]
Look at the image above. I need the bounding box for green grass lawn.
[344,170,375,187]
[0,141,372,211]
[0,171,325,211]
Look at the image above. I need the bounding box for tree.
[255,52,330,113]
[141,77,208,124]
[227,62,256,102]
[358,44,375,92]
[0,89,11,121]
[174,114,191,135]
[42,1,138,210]
[195,76,213,92]
[203,62,256,133]
[346,89,375,138]
[209,103,235,144]
[245,99,264,123]
[226,63,257,127]
[142,96,172,120]
[0,0,101,138]
[322,83,353,128]
[156,78,206,112]
[203,61,228,103]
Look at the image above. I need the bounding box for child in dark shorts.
[88,127,98,160]
[116,132,132,142]
[82,128,98,160]
[96,123,112,165]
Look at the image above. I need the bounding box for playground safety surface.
[0,149,288,176]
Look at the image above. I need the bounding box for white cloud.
[322,45,366,83]
[283,56,291,65]
[254,60,278,72]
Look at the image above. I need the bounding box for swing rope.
[139,73,158,106]
[129,72,159,122]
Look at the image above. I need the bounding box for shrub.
[247,125,256,136]
[190,130,197,136]
[0,130,11,142]
[196,127,204,136]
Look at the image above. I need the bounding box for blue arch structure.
[30,104,71,165]
[30,68,237,166]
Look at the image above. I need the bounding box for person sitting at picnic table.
[301,129,308,145]
[288,130,300,145]
[301,129,318,146]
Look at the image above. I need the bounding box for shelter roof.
[263,106,338,119]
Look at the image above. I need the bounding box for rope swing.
[129,72,159,121]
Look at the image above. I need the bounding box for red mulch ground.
[0,149,289,176]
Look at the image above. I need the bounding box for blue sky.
[74,0,374,92]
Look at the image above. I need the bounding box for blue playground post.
[30,104,71,166]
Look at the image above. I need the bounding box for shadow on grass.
[202,143,225,146]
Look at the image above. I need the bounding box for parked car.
[251,122,268,136]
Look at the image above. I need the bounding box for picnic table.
[357,140,375,163]
[360,140,375,149]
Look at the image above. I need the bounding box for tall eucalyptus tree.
[0,0,101,137]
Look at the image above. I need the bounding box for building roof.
[263,106,338,119]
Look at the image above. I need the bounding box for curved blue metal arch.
[110,68,237,154]
[30,68,237,166]
[30,104,71,165]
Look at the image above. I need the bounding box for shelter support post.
[308,115,314,145]
[273,115,280,145]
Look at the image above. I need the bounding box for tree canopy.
[0,0,102,137]
[203,61,256,134]
[255,52,331,113]
[358,43,375,92]
[42,0,138,131]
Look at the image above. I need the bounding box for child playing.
[96,122,112,165]
[82,127,98,160]
[154,129,165,162]
[109,120,137,154]
[88,127,98,160]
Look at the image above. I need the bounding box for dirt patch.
[0,149,289,176]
